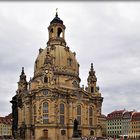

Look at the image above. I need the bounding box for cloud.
[0,2,140,116]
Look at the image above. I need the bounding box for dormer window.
[67,58,72,66]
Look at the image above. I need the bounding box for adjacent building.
[122,111,133,138]
[107,109,126,138]
[106,109,140,139]
[99,114,107,137]
[11,12,104,140]
[129,112,140,139]
[0,113,12,139]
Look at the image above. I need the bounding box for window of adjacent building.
[60,103,65,125]
[77,105,81,125]
[43,102,49,124]
[89,107,93,126]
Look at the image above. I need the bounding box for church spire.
[18,67,28,93]
[91,63,94,71]
[87,63,97,93]
[20,67,26,81]
[55,8,58,17]
[21,67,24,75]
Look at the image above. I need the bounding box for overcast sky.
[0,2,140,116]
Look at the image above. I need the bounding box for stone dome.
[32,13,80,89]
[34,45,79,79]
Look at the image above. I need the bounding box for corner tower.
[87,63,97,93]
[17,67,28,93]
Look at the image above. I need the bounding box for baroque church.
[11,12,103,140]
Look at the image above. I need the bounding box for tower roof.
[20,67,26,80]
[87,63,97,83]
[50,10,63,25]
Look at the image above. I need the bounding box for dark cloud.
[0,2,140,116]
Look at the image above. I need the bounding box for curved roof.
[132,112,140,121]
[34,45,79,78]
[50,13,63,25]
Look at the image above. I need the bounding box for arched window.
[57,28,63,37]
[77,105,81,125]
[90,130,94,136]
[91,87,94,93]
[51,28,53,33]
[44,76,48,83]
[43,102,49,124]
[89,107,93,126]
[60,103,65,124]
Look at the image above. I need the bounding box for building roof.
[123,111,134,119]
[0,113,12,125]
[101,114,107,118]
[132,112,140,121]
[107,109,126,120]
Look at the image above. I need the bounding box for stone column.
[26,104,31,139]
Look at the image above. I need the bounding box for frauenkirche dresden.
[11,12,103,140]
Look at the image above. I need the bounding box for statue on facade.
[72,119,80,138]
[10,95,18,138]
[19,122,26,139]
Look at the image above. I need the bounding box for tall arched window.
[44,76,48,83]
[60,103,65,124]
[77,105,81,125]
[57,28,63,37]
[89,107,93,126]
[43,102,49,124]
[91,87,94,93]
